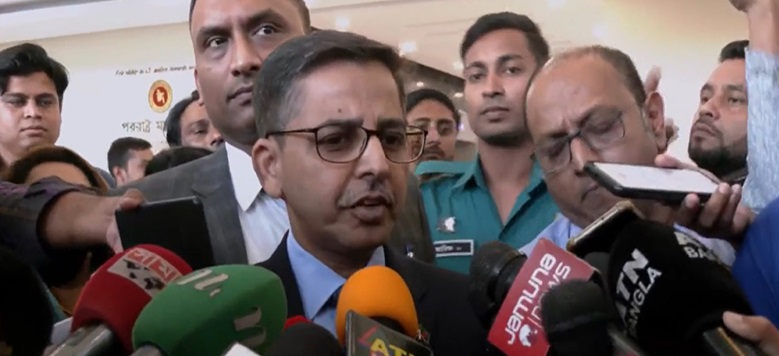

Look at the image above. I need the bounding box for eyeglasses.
[412,119,458,138]
[266,123,427,164]
[533,113,626,175]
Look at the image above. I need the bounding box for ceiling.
[0,0,745,77]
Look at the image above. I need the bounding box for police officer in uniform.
[415,13,559,274]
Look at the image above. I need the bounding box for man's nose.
[230,35,263,77]
[570,138,598,174]
[482,73,505,98]
[357,136,391,176]
[23,102,42,119]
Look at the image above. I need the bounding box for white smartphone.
[584,162,720,203]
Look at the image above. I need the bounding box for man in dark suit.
[251,30,487,355]
[114,0,433,265]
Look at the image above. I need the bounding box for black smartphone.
[584,162,719,204]
[116,196,214,270]
[566,200,642,258]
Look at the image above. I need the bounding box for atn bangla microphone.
[49,245,192,356]
[607,219,765,355]
[131,265,288,355]
[335,266,431,356]
[485,238,596,356]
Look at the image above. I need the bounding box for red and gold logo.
[148,80,173,113]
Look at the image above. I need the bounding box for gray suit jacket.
[112,146,434,265]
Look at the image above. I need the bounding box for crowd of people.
[1,0,779,354]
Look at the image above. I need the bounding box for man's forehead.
[5,73,57,94]
[190,0,295,29]
[708,60,746,83]
[464,29,531,65]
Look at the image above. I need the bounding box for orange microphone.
[335,266,431,356]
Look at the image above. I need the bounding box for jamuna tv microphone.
[50,245,192,355]
[607,219,765,355]
[486,239,597,356]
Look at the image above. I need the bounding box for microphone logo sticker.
[614,248,662,336]
[107,248,185,296]
[518,324,538,347]
[233,307,267,349]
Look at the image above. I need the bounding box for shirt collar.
[287,231,385,321]
[225,143,262,211]
[453,155,546,194]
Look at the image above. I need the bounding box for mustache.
[337,180,395,208]
[422,144,445,157]
[693,117,722,138]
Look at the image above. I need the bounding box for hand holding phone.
[584,162,719,203]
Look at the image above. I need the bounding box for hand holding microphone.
[724,312,779,356]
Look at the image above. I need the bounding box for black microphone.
[541,280,647,356]
[468,241,528,329]
[607,219,766,355]
[264,323,343,356]
[0,247,54,356]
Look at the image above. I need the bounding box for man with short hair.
[252,29,486,354]
[688,40,750,184]
[0,43,67,165]
[107,137,153,186]
[525,45,750,263]
[405,88,460,162]
[119,0,434,265]
[164,90,223,150]
[416,12,558,274]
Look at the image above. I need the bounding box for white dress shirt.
[225,143,290,263]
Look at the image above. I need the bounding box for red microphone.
[50,245,192,355]
[487,239,596,356]
[284,315,310,331]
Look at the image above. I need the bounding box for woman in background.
[4,145,113,319]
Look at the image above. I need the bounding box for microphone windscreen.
[132,265,287,355]
[265,322,343,356]
[541,280,613,356]
[71,245,191,353]
[335,266,418,344]
[469,241,527,305]
[0,247,53,356]
[607,220,751,354]
[283,315,310,330]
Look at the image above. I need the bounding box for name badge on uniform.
[434,239,474,257]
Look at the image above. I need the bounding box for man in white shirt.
[115,0,434,265]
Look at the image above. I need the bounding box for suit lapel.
[385,247,429,306]
[258,233,305,317]
[191,147,248,264]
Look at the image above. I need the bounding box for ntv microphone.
[335,266,432,356]
[478,238,597,356]
[49,245,192,356]
[131,265,288,356]
[541,280,647,356]
[607,219,766,355]
[0,247,54,356]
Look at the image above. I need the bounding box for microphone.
[335,266,419,342]
[0,247,53,356]
[469,241,528,329]
[50,245,192,356]
[131,265,288,355]
[264,323,343,356]
[541,280,647,356]
[566,201,642,258]
[283,315,310,330]
[485,238,597,356]
[607,219,764,355]
[335,266,431,356]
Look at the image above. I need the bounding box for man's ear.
[111,166,124,184]
[643,91,667,152]
[193,69,204,105]
[252,138,283,198]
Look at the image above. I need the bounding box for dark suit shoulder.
[109,152,217,200]
[406,259,489,355]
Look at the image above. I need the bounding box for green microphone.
[131,265,287,355]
